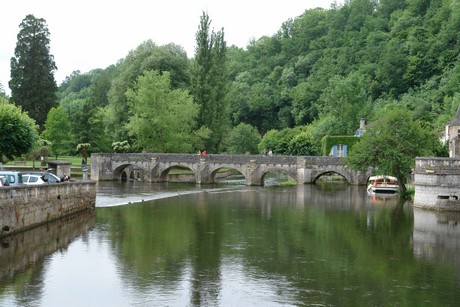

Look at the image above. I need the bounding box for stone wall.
[0,181,96,237]
[414,157,460,211]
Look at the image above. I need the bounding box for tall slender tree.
[9,14,58,131]
[190,12,228,153]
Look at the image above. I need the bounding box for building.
[327,118,366,157]
[354,118,366,137]
[445,106,460,157]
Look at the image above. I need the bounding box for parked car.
[0,175,10,187]
[21,172,61,183]
[22,174,47,185]
[0,171,23,186]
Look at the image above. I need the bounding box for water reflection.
[0,212,95,306]
[1,183,460,306]
[413,209,460,268]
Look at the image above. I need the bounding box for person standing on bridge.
[201,150,207,156]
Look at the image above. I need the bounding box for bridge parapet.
[415,157,460,175]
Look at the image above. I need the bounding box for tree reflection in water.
[1,183,460,306]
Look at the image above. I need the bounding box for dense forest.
[24,0,460,156]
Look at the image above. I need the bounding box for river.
[1,180,460,306]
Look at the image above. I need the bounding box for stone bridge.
[90,153,371,186]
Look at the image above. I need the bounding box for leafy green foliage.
[52,0,460,159]
[112,141,131,153]
[0,98,38,161]
[107,41,190,142]
[126,70,201,153]
[42,105,72,159]
[346,106,441,195]
[190,12,229,152]
[225,123,261,154]
[288,131,321,156]
[9,14,57,131]
[258,127,305,155]
[76,143,91,161]
[0,83,6,99]
[26,138,52,166]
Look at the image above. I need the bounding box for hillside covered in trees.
[42,0,460,155]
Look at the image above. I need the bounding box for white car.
[22,174,47,185]
[21,172,62,184]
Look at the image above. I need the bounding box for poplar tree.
[190,12,228,153]
[9,14,58,131]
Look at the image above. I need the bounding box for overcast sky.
[0,0,337,93]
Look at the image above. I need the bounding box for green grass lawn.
[53,156,90,165]
[5,156,89,167]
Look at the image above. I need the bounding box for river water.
[1,181,460,306]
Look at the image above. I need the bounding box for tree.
[112,141,131,153]
[257,126,305,155]
[346,106,440,196]
[0,83,6,99]
[287,131,321,156]
[126,70,205,153]
[107,41,190,142]
[42,105,72,159]
[26,138,52,168]
[190,11,228,152]
[0,98,38,162]
[225,123,261,154]
[318,72,372,135]
[76,143,91,164]
[9,14,58,131]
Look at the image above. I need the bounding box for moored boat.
[367,175,399,193]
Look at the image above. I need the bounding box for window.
[337,145,343,157]
[7,175,15,184]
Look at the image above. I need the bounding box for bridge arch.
[312,170,352,184]
[208,166,245,184]
[158,164,197,182]
[207,165,246,184]
[260,168,298,186]
[113,164,148,181]
[113,164,132,181]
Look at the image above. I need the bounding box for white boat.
[367,175,399,193]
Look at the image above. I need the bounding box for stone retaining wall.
[0,181,96,237]
[414,157,460,211]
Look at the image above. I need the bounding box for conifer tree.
[9,14,58,131]
[190,12,228,153]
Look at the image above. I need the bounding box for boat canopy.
[368,175,397,181]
